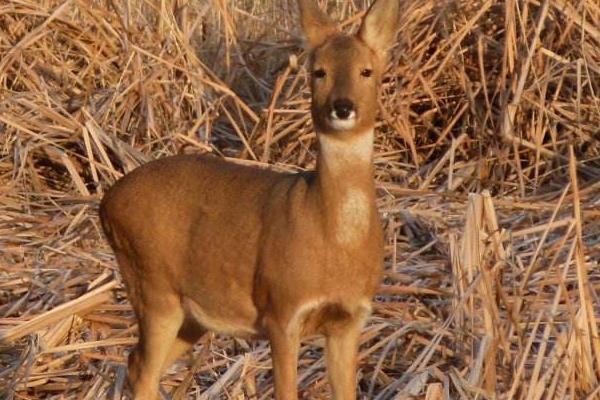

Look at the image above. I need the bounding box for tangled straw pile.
[1,0,600,398]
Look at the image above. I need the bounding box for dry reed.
[1,0,600,398]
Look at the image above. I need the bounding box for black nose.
[332,99,355,120]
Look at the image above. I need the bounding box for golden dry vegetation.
[1,0,600,398]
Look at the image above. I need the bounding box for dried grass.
[1,0,600,398]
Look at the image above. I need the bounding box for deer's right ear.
[298,0,337,49]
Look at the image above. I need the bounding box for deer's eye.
[361,68,373,78]
[313,69,326,79]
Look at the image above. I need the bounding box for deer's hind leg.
[116,252,185,400]
[161,314,207,371]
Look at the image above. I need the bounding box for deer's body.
[102,149,382,337]
[100,1,399,398]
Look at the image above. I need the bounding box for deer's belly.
[182,297,260,338]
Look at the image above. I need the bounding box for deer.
[99,0,399,398]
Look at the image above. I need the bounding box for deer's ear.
[298,0,338,49]
[357,0,400,60]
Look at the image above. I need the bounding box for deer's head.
[299,0,399,137]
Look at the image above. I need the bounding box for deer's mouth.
[328,110,357,130]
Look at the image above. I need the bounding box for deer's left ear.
[357,0,400,61]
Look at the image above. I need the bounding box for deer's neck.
[314,130,377,246]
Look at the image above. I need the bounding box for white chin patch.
[329,111,357,131]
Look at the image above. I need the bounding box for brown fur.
[310,35,382,135]
[100,1,399,399]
